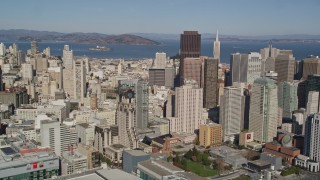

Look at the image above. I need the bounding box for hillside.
[0,29,159,45]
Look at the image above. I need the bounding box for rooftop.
[249,160,271,167]
[124,150,149,157]
[138,159,183,176]
[95,169,140,180]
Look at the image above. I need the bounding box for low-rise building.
[199,123,222,147]
[105,144,130,164]
[137,159,206,180]
[209,146,248,168]
[0,136,59,179]
[61,151,88,175]
[122,150,150,174]
[263,141,300,165]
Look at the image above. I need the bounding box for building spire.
[215,30,219,42]
[213,30,220,60]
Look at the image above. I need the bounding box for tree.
[192,146,199,156]
[184,150,193,160]
[213,158,224,175]
[181,158,187,169]
[173,155,181,164]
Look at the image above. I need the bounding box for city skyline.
[1,0,320,36]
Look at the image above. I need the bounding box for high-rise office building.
[294,60,303,80]
[297,80,307,108]
[180,57,203,86]
[305,74,320,109]
[149,68,175,88]
[118,79,149,129]
[180,31,201,60]
[278,81,299,119]
[63,45,74,69]
[275,53,295,83]
[230,52,262,85]
[40,120,77,157]
[0,42,5,56]
[153,52,166,69]
[116,88,136,148]
[213,30,220,60]
[220,86,245,142]
[179,31,201,85]
[31,41,38,55]
[249,78,278,143]
[173,80,203,133]
[292,108,306,135]
[62,45,75,98]
[21,63,33,81]
[260,42,279,59]
[306,91,319,115]
[304,113,320,164]
[74,59,87,102]
[302,56,320,79]
[203,58,219,108]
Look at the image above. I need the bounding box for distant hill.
[133,32,320,42]
[0,29,159,45]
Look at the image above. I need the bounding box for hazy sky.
[1,0,319,35]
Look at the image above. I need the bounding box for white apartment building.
[174,81,204,133]
[40,120,77,157]
[220,86,245,142]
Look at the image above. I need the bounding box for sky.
[1,0,319,36]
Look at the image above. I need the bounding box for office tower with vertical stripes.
[249,78,278,143]
[278,81,299,119]
[230,52,262,85]
[220,86,246,142]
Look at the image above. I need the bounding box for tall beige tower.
[62,45,75,98]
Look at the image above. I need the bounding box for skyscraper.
[203,58,219,108]
[306,91,319,115]
[116,89,136,148]
[213,30,220,60]
[230,52,262,85]
[173,80,203,133]
[0,42,5,56]
[118,79,149,129]
[180,57,203,87]
[275,53,295,83]
[220,86,246,142]
[31,41,38,55]
[278,81,298,119]
[249,78,278,143]
[74,59,87,102]
[21,63,33,81]
[302,56,320,79]
[63,45,74,69]
[179,31,201,85]
[62,45,75,98]
[304,113,320,163]
[153,52,166,69]
[305,74,320,109]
